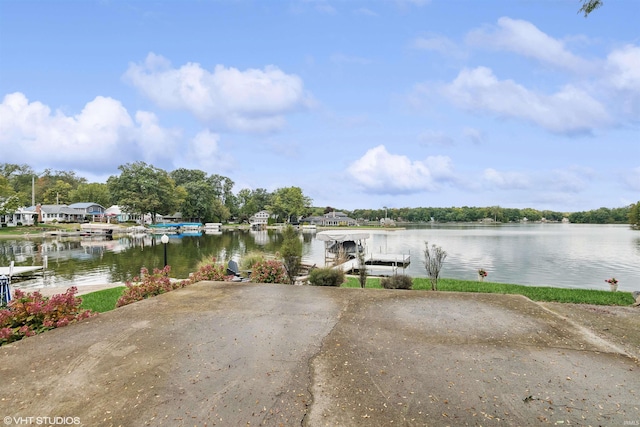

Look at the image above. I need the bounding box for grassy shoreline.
[76,277,634,313]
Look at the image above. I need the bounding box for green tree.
[628,201,640,229]
[236,188,271,222]
[0,176,21,217]
[0,163,36,206]
[579,0,603,16]
[42,180,73,204]
[210,198,231,223]
[107,162,183,224]
[280,224,302,285]
[171,169,217,222]
[179,180,217,222]
[269,187,312,223]
[69,183,112,207]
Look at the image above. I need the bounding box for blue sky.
[1,0,639,212]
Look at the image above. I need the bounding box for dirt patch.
[540,302,640,362]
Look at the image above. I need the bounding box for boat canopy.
[316,230,370,242]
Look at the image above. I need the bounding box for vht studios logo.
[3,417,81,425]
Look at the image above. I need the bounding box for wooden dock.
[0,265,44,277]
[0,260,47,279]
[333,253,411,276]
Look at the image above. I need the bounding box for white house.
[249,210,270,225]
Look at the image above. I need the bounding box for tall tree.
[179,180,217,222]
[107,162,183,223]
[269,187,312,223]
[0,163,36,206]
[0,176,21,217]
[280,224,303,285]
[42,180,74,205]
[628,201,640,229]
[69,183,112,208]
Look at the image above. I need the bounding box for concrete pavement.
[1,282,638,426]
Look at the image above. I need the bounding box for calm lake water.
[2,224,638,292]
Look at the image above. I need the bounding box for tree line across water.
[1,162,638,228]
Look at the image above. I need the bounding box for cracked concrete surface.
[1,282,638,426]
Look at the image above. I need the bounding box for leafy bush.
[381,274,413,290]
[250,260,288,284]
[183,257,232,285]
[0,223,6,228]
[116,266,185,307]
[0,287,96,346]
[281,225,302,284]
[240,251,266,271]
[308,267,345,287]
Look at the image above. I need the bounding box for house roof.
[69,202,105,209]
[27,205,83,215]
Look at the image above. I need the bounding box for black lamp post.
[161,234,169,267]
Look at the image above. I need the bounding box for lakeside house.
[249,210,270,226]
[302,211,357,227]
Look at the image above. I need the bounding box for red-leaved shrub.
[117,260,237,308]
[116,266,184,308]
[181,258,233,285]
[249,260,288,284]
[0,287,96,346]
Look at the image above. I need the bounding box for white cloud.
[181,130,233,173]
[123,53,313,133]
[483,168,530,190]
[604,44,640,117]
[606,45,640,92]
[0,92,180,173]
[440,66,611,134]
[346,145,453,194]
[466,17,591,73]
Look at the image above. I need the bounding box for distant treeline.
[349,204,638,225]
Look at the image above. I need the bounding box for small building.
[301,211,357,227]
[24,204,84,223]
[249,210,270,225]
[69,203,106,221]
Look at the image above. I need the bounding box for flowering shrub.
[0,287,96,346]
[250,260,288,284]
[116,266,184,308]
[181,258,232,285]
[117,261,238,308]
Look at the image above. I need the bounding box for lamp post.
[161,234,169,267]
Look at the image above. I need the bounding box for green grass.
[343,277,634,306]
[76,276,633,313]
[79,286,125,312]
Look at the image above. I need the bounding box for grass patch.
[344,277,634,306]
[80,286,125,312]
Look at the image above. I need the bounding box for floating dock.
[333,253,411,276]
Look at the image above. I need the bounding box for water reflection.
[1,224,638,292]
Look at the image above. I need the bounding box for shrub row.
[0,287,96,346]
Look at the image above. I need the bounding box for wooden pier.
[0,260,47,280]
